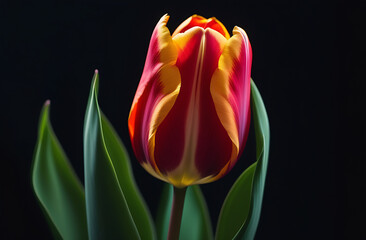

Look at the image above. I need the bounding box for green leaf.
[32,100,88,240]
[83,71,142,239]
[215,163,256,240]
[156,184,214,240]
[215,79,270,240]
[101,112,156,240]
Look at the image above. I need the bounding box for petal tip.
[232,26,248,38]
[191,14,205,19]
[160,14,170,25]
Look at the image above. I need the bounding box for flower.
[128,14,252,188]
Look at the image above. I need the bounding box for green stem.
[167,187,187,240]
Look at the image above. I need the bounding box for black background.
[1,0,365,239]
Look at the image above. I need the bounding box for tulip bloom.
[128,14,252,188]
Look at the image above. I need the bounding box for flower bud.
[128,14,252,187]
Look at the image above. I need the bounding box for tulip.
[128,14,252,188]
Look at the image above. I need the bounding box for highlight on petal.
[128,14,177,118]
[148,65,181,170]
[172,14,230,39]
[156,15,178,65]
[210,69,239,157]
[210,26,252,171]
[128,14,181,183]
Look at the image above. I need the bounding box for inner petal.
[172,15,230,39]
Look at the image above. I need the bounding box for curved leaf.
[215,163,256,240]
[215,79,270,240]
[101,113,156,239]
[32,101,88,240]
[156,184,213,240]
[83,71,140,239]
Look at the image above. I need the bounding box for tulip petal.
[210,26,252,174]
[154,26,233,186]
[128,14,180,180]
[153,27,206,180]
[148,65,181,170]
[172,15,230,39]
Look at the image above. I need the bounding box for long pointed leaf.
[101,113,156,239]
[83,71,140,239]
[32,101,88,240]
[215,79,270,240]
[156,184,214,240]
[238,79,270,239]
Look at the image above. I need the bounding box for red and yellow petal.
[210,26,252,174]
[128,14,180,180]
[172,14,230,40]
[152,25,234,187]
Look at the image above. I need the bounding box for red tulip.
[128,14,252,188]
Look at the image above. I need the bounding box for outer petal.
[210,26,252,180]
[172,14,230,40]
[154,26,233,187]
[128,15,181,181]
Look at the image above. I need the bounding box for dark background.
[1,0,365,239]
